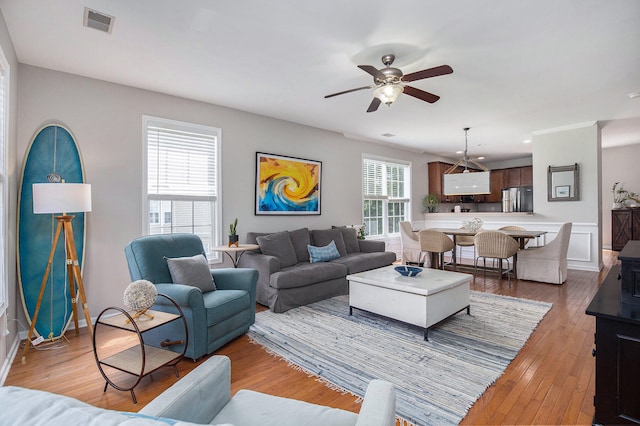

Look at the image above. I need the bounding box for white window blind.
[362,157,411,237]
[144,116,221,258]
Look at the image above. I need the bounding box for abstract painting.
[255,152,321,215]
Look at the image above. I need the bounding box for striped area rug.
[248,292,551,426]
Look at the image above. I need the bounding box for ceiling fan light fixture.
[373,84,404,105]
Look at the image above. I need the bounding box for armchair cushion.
[256,231,298,268]
[166,254,216,293]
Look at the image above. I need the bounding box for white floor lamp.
[22,182,92,363]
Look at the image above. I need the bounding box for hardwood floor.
[5,251,616,424]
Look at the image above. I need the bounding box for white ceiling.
[1,0,639,161]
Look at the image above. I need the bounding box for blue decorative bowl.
[394,266,422,277]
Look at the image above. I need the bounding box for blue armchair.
[124,234,258,360]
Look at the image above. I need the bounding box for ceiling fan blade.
[402,65,453,82]
[358,65,386,82]
[366,97,381,113]
[403,86,440,103]
[324,85,373,98]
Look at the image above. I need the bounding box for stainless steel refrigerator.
[502,186,533,212]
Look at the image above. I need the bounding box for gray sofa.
[238,227,396,312]
[0,355,396,425]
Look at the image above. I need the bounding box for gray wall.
[14,64,432,325]
[602,143,640,248]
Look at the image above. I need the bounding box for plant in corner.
[228,218,239,247]
[422,194,440,213]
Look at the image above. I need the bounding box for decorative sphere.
[123,280,157,311]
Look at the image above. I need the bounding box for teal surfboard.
[17,124,86,340]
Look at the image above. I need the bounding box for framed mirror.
[548,164,579,201]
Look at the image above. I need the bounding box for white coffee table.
[347,265,471,340]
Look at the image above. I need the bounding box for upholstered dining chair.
[473,230,520,287]
[399,221,426,266]
[418,229,454,270]
[517,222,572,284]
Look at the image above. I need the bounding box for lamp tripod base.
[21,215,92,363]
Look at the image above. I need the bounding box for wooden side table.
[92,294,187,403]
[213,244,259,267]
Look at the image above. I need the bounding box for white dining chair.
[517,222,572,284]
[399,221,426,266]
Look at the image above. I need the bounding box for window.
[362,156,410,238]
[143,116,221,260]
[0,47,8,313]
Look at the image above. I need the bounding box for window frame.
[362,155,411,239]
[142,115,222,262]
[0,45,8,314]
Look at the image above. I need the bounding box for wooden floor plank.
[5,250,615,424]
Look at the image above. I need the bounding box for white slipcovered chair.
[399,221,426,266]
[517,222,572,285]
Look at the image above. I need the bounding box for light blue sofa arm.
[355,379,396,426]
[211,268,258,323]
[139,356,231,424]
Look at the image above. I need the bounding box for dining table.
[428,227,548,271]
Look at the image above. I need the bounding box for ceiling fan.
[324,54,453,112]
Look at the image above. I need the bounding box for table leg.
[451,235,458,271]
[223,251,239,267]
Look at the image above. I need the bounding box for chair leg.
[482,257,487,284]
[473,257,478,284]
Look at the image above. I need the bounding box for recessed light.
[477,156,485,160]
[456,150,463,154]
[381,133,395,137]
[629,92,640,99]
[523,139,531,144]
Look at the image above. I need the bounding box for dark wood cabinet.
[586,262,640,425]
[487,170,505,202]
[612,209,640,251]
[427,163,531,204]
[520,166,533,186]
[503,166,532,188]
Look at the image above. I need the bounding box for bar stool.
[418,229,454,270]
[473,230,520,287]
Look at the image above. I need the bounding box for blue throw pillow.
[308,240,341,263]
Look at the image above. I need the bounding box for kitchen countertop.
[424,212,534,216]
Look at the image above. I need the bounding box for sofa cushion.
[311,229,347,256]
[203,289,251,327]
[331,252,397,274]
[256,231,297,268]
[165,254,216,292]
[308,241,342,263]
[339,227,360,253]
[270,262,347,289]
[289,228,311,263]
[213,389,357,426]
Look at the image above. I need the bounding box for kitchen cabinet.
[428,161,460,202]
[612,209,640,251]
[487,170,505,202]
[504,166,532,188]
[428,162,531,204]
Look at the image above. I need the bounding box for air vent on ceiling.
[83,7,114,33]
